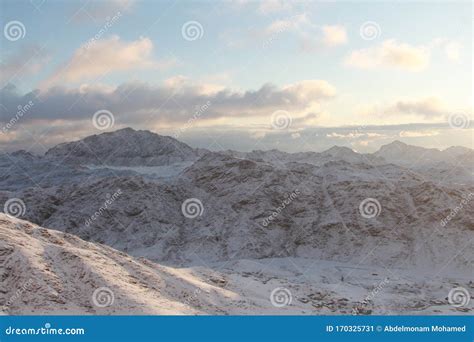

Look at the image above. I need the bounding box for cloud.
[326,132,383,139]
[178,122,473,154]
[42,36,174,88]
[391,97,446,118]
[321,25,347,47]
[222,13,347,51]
[399,130,439,137]
[0,46,50,87]
[258,0,293,14]
[1,79,336,128]
[362,97,448,119]
[443,41,461,62]
[430,38,463,63]
[344,39,430,71]
[2,117,472,153]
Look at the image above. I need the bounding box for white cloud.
[444,41,461,62]
[282,80,337,101]
[399,130,439,137]
[392,97,446,118]
[326,132,383,139]
[43,36,175,88]
[357,96,461,124]
[321,25,347,47]
[291,132,301,139]
[344,39,430,71]
[430,38,462,63]
[261,14,347,51]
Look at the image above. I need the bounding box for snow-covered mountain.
[45,127,201,166]
[1,128,473,315]
[373,140,473,185]
[374,140,473,167]
[2,214,472,315]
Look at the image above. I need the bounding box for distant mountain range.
[1,128,472,315]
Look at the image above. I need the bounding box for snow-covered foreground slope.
[0,214,211,314]
[1,215,472,315]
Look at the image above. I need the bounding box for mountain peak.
[322,146,356,156]
[45,127,198,166]
[380,140,408,150]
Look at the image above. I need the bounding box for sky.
[0,0,472,153]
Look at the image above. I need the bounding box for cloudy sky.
[0,0,472,153]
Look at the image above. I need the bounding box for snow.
[1,128,472,315]
[2,215,472,315]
